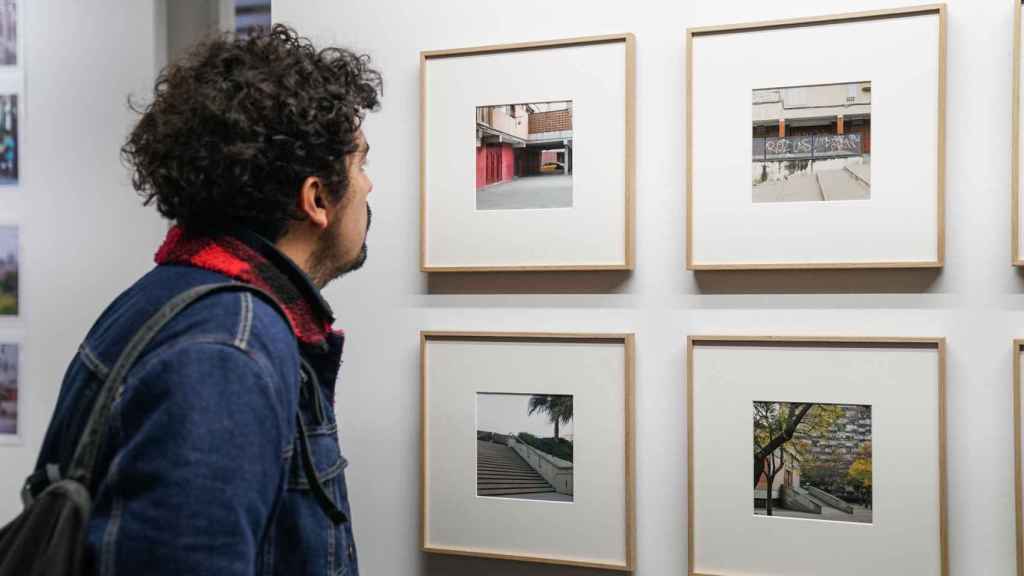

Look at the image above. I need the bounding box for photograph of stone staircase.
[477,440,556,498]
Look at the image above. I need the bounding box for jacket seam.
[234,292,254,351]
[303,423,338,437]
[288,458,347,489]
[79,344,111,380]
[100,495,124,576]
[327,505,336,576]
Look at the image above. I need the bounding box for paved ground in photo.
[505,491,573,502]
[845,162,870,185]
[752,164,871,203]
[476,174,573,211]
[0,415,15,434]
[755,503,872,524]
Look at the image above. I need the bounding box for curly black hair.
[122,24,382,240]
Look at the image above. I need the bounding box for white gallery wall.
[0,0,164,520]
[0,0,1019,575]
[275,0,1020,574]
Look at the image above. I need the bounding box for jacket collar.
[154,226,337,349]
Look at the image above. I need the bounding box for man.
[28,25,381,575]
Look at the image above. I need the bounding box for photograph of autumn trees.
[753,401,872,524]
[476,393,574,502]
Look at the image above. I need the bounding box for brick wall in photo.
[529,110,572,134]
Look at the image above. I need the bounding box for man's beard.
[309,204,371,289]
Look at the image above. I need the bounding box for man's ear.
[297,176,330,230]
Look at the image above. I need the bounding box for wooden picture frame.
[1014,339,1024,575]
[687,5,947,270]
[421,331,636,570]
[687,335,948,576]
[1013,0,1024,266]
[420,34,636,272]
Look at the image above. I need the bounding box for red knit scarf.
[154,226,333,347]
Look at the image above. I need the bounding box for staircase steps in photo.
[477,440,555,497]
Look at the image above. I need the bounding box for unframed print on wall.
[688,336,946,576]
[0,0,20,188]
[0,225,18,316]
[688,6,945,269]
[0,0,14,68]
[0,94,18,186]
[234,0,271,37]
[0,341,20,443]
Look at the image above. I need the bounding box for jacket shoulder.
[83,266,298,376]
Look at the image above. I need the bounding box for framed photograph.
[0,339,22,444]
[687,6,946,270]
[1013,0,1024,265]
[1014,340,1024,572]
[688,336,946,576]
[420,34,635,272]
[421,332,635,570]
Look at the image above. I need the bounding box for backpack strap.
[295,360,349,524]
[296,408,348,524]
[56,281,349,525]
[66,283,286,487]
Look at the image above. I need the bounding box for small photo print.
[0,0,14,67]
[475,100,573,211]
[0,225,16,316]
[234,0,271,38]
[753,401,872,524]
[0,343,18,437]
[752,81,871,203]
[0,95,17,185]
[477,393,574,502]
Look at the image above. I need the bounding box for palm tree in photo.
[528,395,573,440]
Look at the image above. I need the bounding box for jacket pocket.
[282,426,353,576]
[286,422,348,490]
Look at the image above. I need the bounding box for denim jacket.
[32,239,358,575]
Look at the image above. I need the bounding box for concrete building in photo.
[754,445,805,509]
[752,81,871,203]
[754,403,873,523]
[475,101,573,191]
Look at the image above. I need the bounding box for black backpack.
[0,283,347,575]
